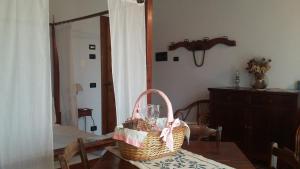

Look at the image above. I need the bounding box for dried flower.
[246,58,271,78]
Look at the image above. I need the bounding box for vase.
[252,75,267,89]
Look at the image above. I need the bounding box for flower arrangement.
[246,58,271,89]
[246,58,271,79]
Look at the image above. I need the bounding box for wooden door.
[101,16,116,134]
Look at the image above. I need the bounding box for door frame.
[146,0,153,102]
[100,16,117,134]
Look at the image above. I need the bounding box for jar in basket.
[143,104,160,129]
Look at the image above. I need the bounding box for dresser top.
[208,87,300,95]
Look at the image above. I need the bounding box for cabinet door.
[214,104,245,149]
[269,107,294,148]
[247,107,271,162]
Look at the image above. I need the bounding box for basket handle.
[132,89,174,125]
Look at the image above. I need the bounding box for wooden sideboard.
[208,87,300,164]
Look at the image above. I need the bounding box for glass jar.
[252,74,268,89]
[143,104,160,129]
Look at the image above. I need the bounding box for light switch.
[90,83,96,88]
[155,52,168,61]
[89,44,96,50]
[89,54,96,59]
[173,56,179,62]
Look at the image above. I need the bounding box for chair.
[295,125,300,161]
[174,99,219,141]
[270,143,300,169]
[58,138,90,169]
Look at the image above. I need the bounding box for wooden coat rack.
[168,37,236,67]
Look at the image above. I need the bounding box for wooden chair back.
[175,99,220,141]
[174,99,210,125]
[58,138,90,169]
[270,143,300,169]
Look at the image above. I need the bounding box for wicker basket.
[117,89,187,161]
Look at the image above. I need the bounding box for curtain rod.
[51,10,109,26]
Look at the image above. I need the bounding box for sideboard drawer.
[213,92,249,105]
[250,94,295,106]
[270,95,296,106]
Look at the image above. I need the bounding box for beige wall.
[153,0,300,111]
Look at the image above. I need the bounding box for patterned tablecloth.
[106,146,235,169]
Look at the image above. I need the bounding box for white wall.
[51,1,107,135]
[153,0,300,111]
[50,0,107,22]
[71,18,102,135]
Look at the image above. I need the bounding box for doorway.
[51,0,153,135]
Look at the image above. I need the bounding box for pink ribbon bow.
[160,118,181,151]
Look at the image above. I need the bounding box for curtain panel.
[0,0,54,169]
[108,0,147,125]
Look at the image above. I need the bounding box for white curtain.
[0,0,54,169]
[108,0,147,125]
[55,24,78,127]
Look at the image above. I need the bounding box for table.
[92,141,255,169]
[78,108,93,131]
